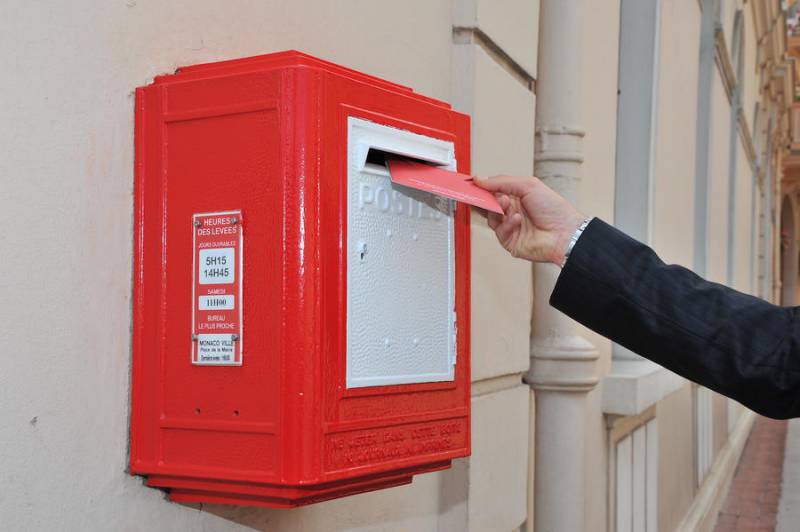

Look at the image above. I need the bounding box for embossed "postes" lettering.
[359,181,443,220]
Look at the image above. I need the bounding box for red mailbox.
[131,51,471,507]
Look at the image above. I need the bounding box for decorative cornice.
[534,152,585,164]
[452,26,536,94]
[536,125,586,137]
[534,125,587,165]
[603,360,685,417]
[526,337,599,393]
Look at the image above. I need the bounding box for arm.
[474,175,800,420]
[552,218,800,419]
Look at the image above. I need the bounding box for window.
[611,417,658,532]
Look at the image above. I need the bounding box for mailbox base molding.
[144,461,451,508]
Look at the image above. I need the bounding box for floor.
[714,416,788,531]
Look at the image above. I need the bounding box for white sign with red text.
[192,211,243,366]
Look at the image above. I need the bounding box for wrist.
[551,215,587,266]
[557,217,592,267]
[550,223,579,265]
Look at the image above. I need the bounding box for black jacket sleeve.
[550,218,800,419]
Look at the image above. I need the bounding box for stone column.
[527,1,599,531]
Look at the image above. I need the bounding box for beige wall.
[742,3,759,136]
[579,3,620,530]
[656,384,696,532]
[647,3,705,527]
[652,0,702,267]
[713,392,731,457]
[708,73,734,284]
[0,0,535,530]
[453,1,538,529]
[735,137,756,293]
[578,0,619,375]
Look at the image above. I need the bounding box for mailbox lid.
[163,50,452,110]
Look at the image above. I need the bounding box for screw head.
[230,217,239,225]
[191,334,198,341]
[231,334,240,342]
[193,220,202,227]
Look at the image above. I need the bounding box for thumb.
[474,175,536,198]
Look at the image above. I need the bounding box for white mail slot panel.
[346,117,457,388]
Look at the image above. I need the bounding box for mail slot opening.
[365,148,446,171]
[365,147,390,167]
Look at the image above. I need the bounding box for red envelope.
[387,159,504,214]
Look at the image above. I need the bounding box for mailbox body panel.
[131,51,470,508]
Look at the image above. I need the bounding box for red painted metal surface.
[131,50,471,507]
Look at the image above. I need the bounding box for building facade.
[0,0,792,531]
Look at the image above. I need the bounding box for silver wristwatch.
[561,218,593,268]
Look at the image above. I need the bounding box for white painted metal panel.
[346,117,457,388]
[617,435,633,532]
[632,426,647,532]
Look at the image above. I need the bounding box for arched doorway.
[780,195,798,305]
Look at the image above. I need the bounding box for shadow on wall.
[170,459,469,531]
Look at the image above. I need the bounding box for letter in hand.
[473,176,586,265]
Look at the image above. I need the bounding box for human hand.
[473,175,586,265]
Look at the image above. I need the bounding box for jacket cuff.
[549,218,627,317]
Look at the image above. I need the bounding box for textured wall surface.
[656,384,696,532]
[708,73,734,285]
[578,3,621,530]
[0,0,538,530]
[651,0,701,268]
[450,0,536,528]
[0,1,460,530]
[734,140,755,292]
